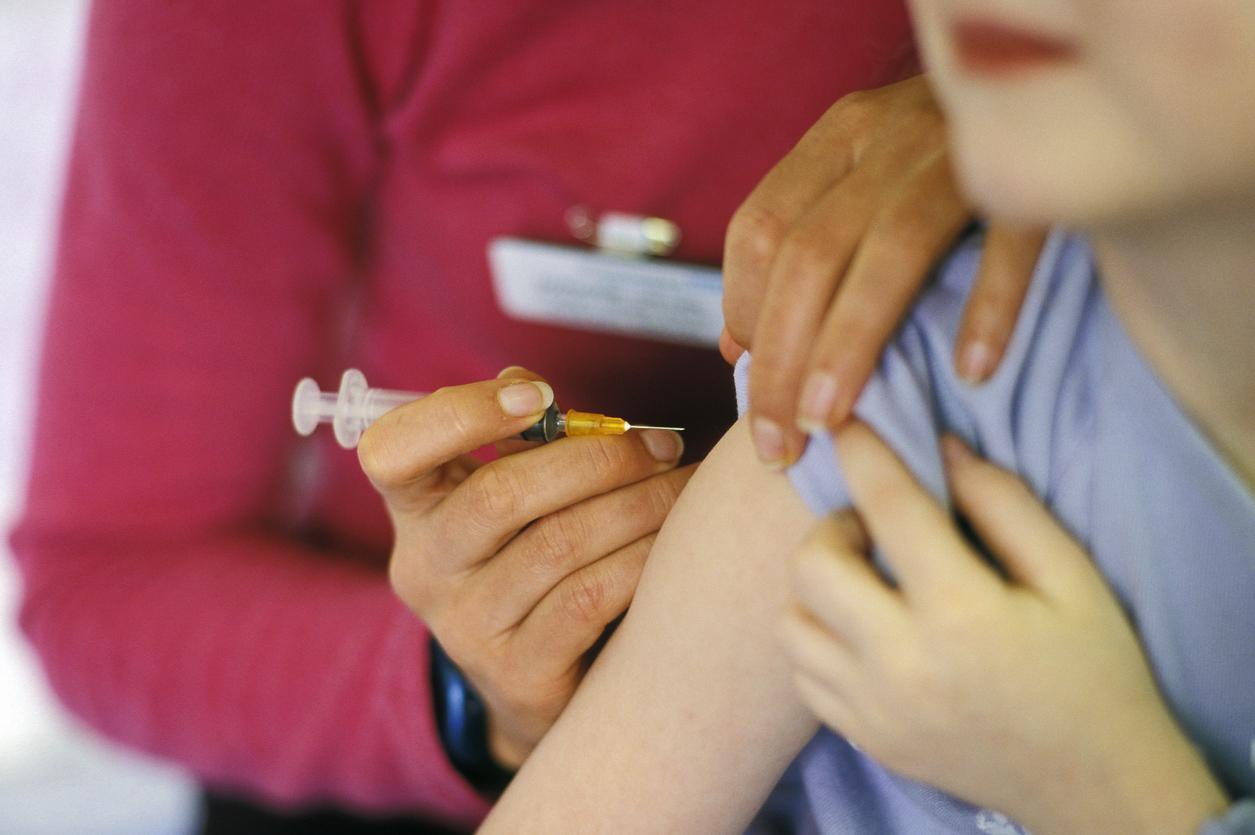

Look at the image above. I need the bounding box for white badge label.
[488,237,724,347]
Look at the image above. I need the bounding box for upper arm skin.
[482,418,822,833]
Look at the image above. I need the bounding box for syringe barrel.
[361,388,419,423]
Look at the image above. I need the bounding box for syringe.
[293,369,683,449]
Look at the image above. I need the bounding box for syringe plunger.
[292,369,423,449]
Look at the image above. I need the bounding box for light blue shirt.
[736,231,1255,834]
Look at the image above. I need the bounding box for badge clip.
[565,206,681,258]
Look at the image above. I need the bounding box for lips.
[951,18,1078,77]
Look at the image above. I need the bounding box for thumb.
[495,365,552,457]
[940,434,1099,600]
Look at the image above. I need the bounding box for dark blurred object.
[201,791,466,835]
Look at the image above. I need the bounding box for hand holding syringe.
[294,366,690,770]
[293,369,683,448]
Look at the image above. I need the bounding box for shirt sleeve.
[731,267,973,522]
[7,0,485,824]
[734,231,1087,523]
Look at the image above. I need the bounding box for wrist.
[1107,727,1228,835]
[1024,713,1228,835]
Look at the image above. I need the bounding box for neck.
[1092,200,1255,488]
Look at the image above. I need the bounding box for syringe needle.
[625,423,685,432]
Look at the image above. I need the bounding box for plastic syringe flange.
[292,369,414,449]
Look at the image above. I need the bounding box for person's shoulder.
[774,228,1102,516]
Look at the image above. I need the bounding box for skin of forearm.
[481,419,821,833]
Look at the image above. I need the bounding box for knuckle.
[613,478,678,537]
[463,465,528,525]
[728,204,788,264]
[559,570,609,625]
[826,81,939,141]
[524,511,588,575]
[827,88,875,124]
[778,226,835,282]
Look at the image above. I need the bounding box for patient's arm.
[481,418,822,832]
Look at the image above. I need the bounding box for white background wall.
[1,3,196,832]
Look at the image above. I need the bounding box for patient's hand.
[780,425,1227,835]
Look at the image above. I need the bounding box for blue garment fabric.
[736,231,1255,834]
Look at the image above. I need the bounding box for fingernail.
[640,429,683,462]
[498,381,553,417]
[752,417,788,469]
[940,434,970,466]
[957,341,994,384]
[797,372,840,434]
[496,365,528,379]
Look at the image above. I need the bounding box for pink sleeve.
[8,0,486,824]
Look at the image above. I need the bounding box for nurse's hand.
[720,74,1046,468]
[358,366,690,769]
[779,426,1228,835]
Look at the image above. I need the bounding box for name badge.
[488,237,724,347]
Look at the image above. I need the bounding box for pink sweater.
[10,0,913,827]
